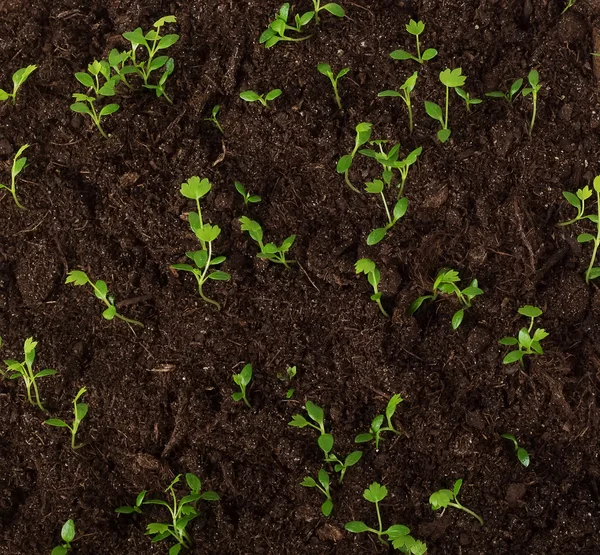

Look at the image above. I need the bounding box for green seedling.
[240,89,282,108]
[0,144,29,209]
[317,63,349,111]
[289,400,362,483]
[485,78,523,103]
[430,479,483,525]
[378,71,418,133]
[355,394,404,449]
[179,176,211,249]
[301,469,333,516]
[522,69,541,135]
[390,19,437,65]
[501,434,530,468]
[346,483,427,553]
[65,270,144,327]
[45,387,88,449]
[235,181,261,205]
[0,65,37,104]
[122,15,179,103]
[311,0,345,23]
[409,268,483,329]
[499,305,548,365]
[240,216,295,268]
[277,365,297,398]
[232,363,253,409]
[425,68,466,142]
[116,473,219,554]
[558,178,600,283]
[336,122,373,193]
[70,59,120,138]
[455,87,482,112]
[2,337,57,411]
[51,519,76,555]
[108,48,136,89]
[355,258,388,317]
[364,179,408,245]
[259,4,313,48]
[562,0,576,13]
[205,104,224,134]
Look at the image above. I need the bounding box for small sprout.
[51,519,76,555]
[205,104,224,134]
[45,387,88,449]
[355,394,404,449]
[429,479,483,525]
[499,305,548,365]
[259,4,312,48]
[277,365,297,399]
[232,363,253,409]
[65,270,144,327]
[485,78,523,103]
[346,482,427,553]
[240,216,296,268]
[336,121,373,193]
[234,181,261,205]
[0,144,29,209]
[2,337,57,411]
[455,87,482,112]
[378,71,418,133]
[363,179,408,245]
[522,69,541,136]
[0,65,37,104]
[355,258,388,317]
[425,68,466,143]
[501,434,530,468]
[562,0,577,13]
[557,177,600,283]
[312,0,345,23]
[301,468,333,516]
[317,63,349,111]
[108,48,135,90]
[115,473,219,553]
[390,19,437,65]
[240,89,282,108]
[409,268,483,329]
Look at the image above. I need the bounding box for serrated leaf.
[289,414,309,428]
[355,258,375,275]
[440,67,466,88]
[429,489,453,509]
[364,482,387,503]
[66,270,89,286]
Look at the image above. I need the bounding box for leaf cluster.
[240,216,296,268]
[318,63,349,110]
[499,305,548,365]
[51,519,76,555]
[0,143,29,209]
[240,89,282,108]
[45,387,88,449]
[336,122,373,192]
[0,65,37,104]
[429,479,483,525]
[501,433,530,468]
[259,3,313,48]
[235,181,261,205]
[379,71,418,132]
[232,363,253,409]
[424,68,466,143]
[355,259,388,317]
[355,394,404,449]
[390,19,437,64]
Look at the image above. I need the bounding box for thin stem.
[242,389,252,409]
[375,500,383,535]
[380,192,392,225]
[415,35,422,63]
[332,80,343,111]
[449,501,483,526]
[404,94,413,133]
[314,0,320,23]
[444,85,449,130]
[529,91,537,136]
[197,241,221,310]
[344,170,360,193]
[89,102,108,139]
[115,313,144,327]
[10,185,25,209]
[585,188,600,283]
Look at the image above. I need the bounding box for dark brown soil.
[2,0,600,553]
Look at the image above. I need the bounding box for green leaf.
[195,223,221,243]
[318,63,333,76]
[100,103,119,116]
[266,89,282,101]
[385,524,410,539]
[200,491,220,501]
[378,90,402,98]
[355,433,374,443]
[102,305,117,320]
[386,394,403,420]
[301,476,317,487]
[528,69,539,87]
[0,89,9,100]
[289,414,309,428]
[45,418,68,427]
[158,34,179,49]
[440,67,466,88]
[207,270,231,281]
[188,249,208,268]
[532,328,549,342]
[390,49,414,61]
[35,368,57,378]
[154,15,176,27]
[364,482,387,503]
[429,489,453,510]
[355,258,375,275]
[577,233,595,243]
[239,363,252,385]
[510,78,524,97]
[424,101,443,122]
[61,519,76,543]
[240,216,263,243]
[517,448,530,468]
[75,72,94,88]
[594,176,600,193]
[408,295,432,315]
[240,90,261,102]
[180,176,212,199]
[503,350,525,364]
[70,102,92,115]
[94,280,108,299]
[345,521,370,533]
[518,305,542,318]
[115,506,136,514]
[453,479,463,496]
[65,270,89,286]
[146,522,169,535]
[393,197,408,221]
[306,400,324,424]
[169,544,182,555]
[171,263,195,273]
[51,547,67,555]
[322,499,333,516]
[422,48,438,61]
[323,3,345,16]
[365,179,384,194]
[367,227,388,246]
[588,267,600,280]
[438,128,451,143]
[345,450,362,466]
[451,309,464,329]
[184,473,201,493]
[499,337,519,346]
[485,91,506,99]
[578,186,593,200]
[232,392,243,401]
[281,235,296,252]
[406,19,425,35]
[336,154,353,173]
[318,433,334,454]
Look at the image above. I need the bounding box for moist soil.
[1,0,600,553]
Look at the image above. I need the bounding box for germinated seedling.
[116,473,219,554]
[0,65,37,104]
[108,48,136,90]
[232,363,253,409]
[456,87,482,112]
[355,258,388,317]
[558,178,600,283]
[522,69,541,135]
[364,179,408,245]
[378,71,418,133]
[277,365,297,398]
[240,216,296,268]
[485,78,523,103]
[65,270,144,327]
[336,121,373,193]
[409,268,483,329]
[260,4,313,48]
[235,181,261,205]
[501,433,530,468]
[240,89,282,108]
[317,63,349,111]
[425,68,466,142]
[205,104,224,134]
[429,479,483,525]
[355,394,404,449]
[499,305,548,365]
[346,483,427,553]
[180,176,212,249]
[2,337,57,411]
[562,0,577,13]
[311,0,345,23]
[45,387,88,449]
[390,19,437,64]
[51,519,76,555]
[0,144,29,209]
[301,468,333,516]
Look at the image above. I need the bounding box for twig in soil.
[513,198,537,277]
[161,391,190,457]
[297,261,320,292]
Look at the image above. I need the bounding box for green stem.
[197,241,221,310]
[332,80,343,111]
[242,390,252,409]
[344,169,360,193]
[405,95,413,133]
[444,85,449,130]
[115,313,144,327]
[449,501,483,525]
[416,35,422,63]
[529,92,537,136]
[375,500,383,535]
[196,198,205,249]
[585,188,600,283]
[381,192,392,225]
[10,185,25,209]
